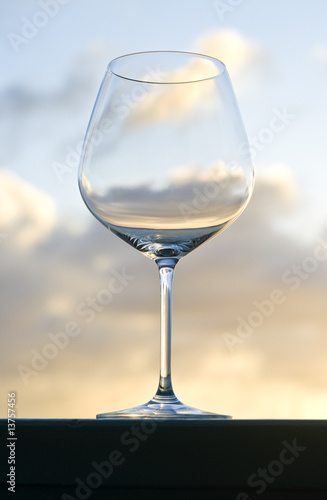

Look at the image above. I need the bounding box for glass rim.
[107,50,226,85]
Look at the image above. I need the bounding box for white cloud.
[311,42,327,62]
[196,29,260,77]
[1,160,327,419]
[0,169,57,249]
[259,164,299,204]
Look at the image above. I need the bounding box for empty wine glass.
[79,51,254,418]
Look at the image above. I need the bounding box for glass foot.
[96,395,231,419]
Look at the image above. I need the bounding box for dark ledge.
[1,419,327,499]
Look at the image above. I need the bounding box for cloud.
[253,164,299,209]
[196,29,260,78]
[311,42,327,62]
[0,169,57,249]
[0,41,116,184]
[81,160,252,231]
[1,165,327,419]
[92,35,260,131]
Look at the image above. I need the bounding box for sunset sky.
[1,0,327,419]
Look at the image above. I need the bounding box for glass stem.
[154,258,178,399]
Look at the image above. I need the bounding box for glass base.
[96,395,231,419]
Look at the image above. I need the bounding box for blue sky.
[2,0,327,219]
[1,1,327,418]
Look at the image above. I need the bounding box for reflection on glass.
[79,51,254,418]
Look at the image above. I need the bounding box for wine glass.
[79,51,254,418]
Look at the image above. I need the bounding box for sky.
[1,0,327,419]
